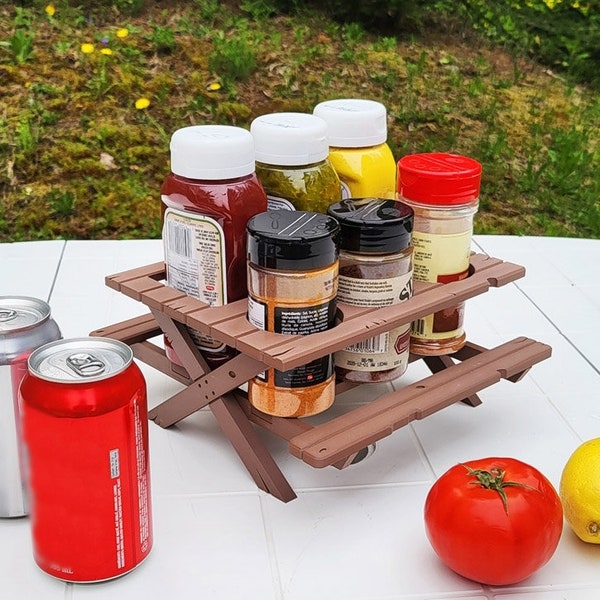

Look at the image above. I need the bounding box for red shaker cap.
[397,153,482,205]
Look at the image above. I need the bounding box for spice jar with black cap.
[327,198,414,383]
[246,210,340,417]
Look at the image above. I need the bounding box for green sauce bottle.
[250,112,341,213]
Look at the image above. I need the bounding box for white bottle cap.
[250,112,329,166]
[169,125,255,180]
[313,98,388,147]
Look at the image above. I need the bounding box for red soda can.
[0,296,61,518]
[19,337,152,582]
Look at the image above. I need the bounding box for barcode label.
[166,221,193,258]
[109,448,120,479]
[349,333,388,354]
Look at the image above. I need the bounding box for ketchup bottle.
[161,125,267,368]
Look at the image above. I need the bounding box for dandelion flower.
[81,43,95,54]
[135,97,150,110]
[206,81,222,91]
[45,4,55,16]
[100,48,113,55]
[117,28,129,39]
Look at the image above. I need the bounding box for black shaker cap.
[247,210,340,270]
[327,198,413,254]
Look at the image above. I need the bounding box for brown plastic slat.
[289,337,551,468]
[90,313,161,344]
[251,256,526,370]
[103,253,528,371]
[106,262,165,291]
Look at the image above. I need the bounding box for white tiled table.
[1,235,599,599]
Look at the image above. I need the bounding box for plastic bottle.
[313,98,396,199]
[246,210,339,417]
[327,198,414,382]
[250,112,341,213]
[161,125,268,368]
[397,152,481,356]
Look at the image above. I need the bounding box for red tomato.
[424,457,563,585]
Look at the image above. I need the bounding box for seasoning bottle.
[397,153,481,356]
[327,198,414,383]
[313,98,397,199]
[161,125,268,368]
[246,210,339,417]
[250,112,341,213]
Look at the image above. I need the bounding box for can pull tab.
[0,309,18,322]
[66,353,106,377]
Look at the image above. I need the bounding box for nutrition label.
[163,207,227,306]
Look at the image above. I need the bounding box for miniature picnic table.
[90,252,551,502]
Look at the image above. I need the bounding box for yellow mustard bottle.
[313,98,396,199]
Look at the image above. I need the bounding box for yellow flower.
[45,4,55,16]
[135,97,150,110]
[81,43,95,54]
[206,81,222,91]
[100,48,113,55]
[117,28,129,39]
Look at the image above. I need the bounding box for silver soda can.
[0,296,61,517]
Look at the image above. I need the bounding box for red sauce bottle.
[161,125,267,368]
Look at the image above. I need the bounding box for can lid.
[327,198,414,254]
[28,337,133,383]
[250,112,329,166]
[313,99,388,147]
[170,125,256,180]
[0,296,51,333]
[247,210,339,270]
[397,153,482,206]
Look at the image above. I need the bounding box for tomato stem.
[463,465,535,515]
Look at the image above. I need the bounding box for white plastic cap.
[313,98,388,147]
[250,112,329,166]
[169,125,255,180]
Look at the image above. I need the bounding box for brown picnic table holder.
[90,252,552,503]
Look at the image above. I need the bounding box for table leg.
[211,393,297,503]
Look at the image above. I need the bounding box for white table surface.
[1,235,599,600]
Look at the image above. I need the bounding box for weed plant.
[0,0,598,241]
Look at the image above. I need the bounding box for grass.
[0,0,598,241]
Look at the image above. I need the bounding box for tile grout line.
[46,239,68,305]
[474,237,599,377]
[512,279,600,377]
[258,494,285,600]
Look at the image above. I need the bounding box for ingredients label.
[412,230,471,283]
[274,301,336,335]
[163,207,227,351]
[163,207,227,306]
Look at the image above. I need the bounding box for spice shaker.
[313,98,397,199]
[161,125,267,368]
[327,198,414,382]
[250,112,341,213]
[246,210,339,417]
[397,153,481,355]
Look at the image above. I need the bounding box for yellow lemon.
[559,438,600,543]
